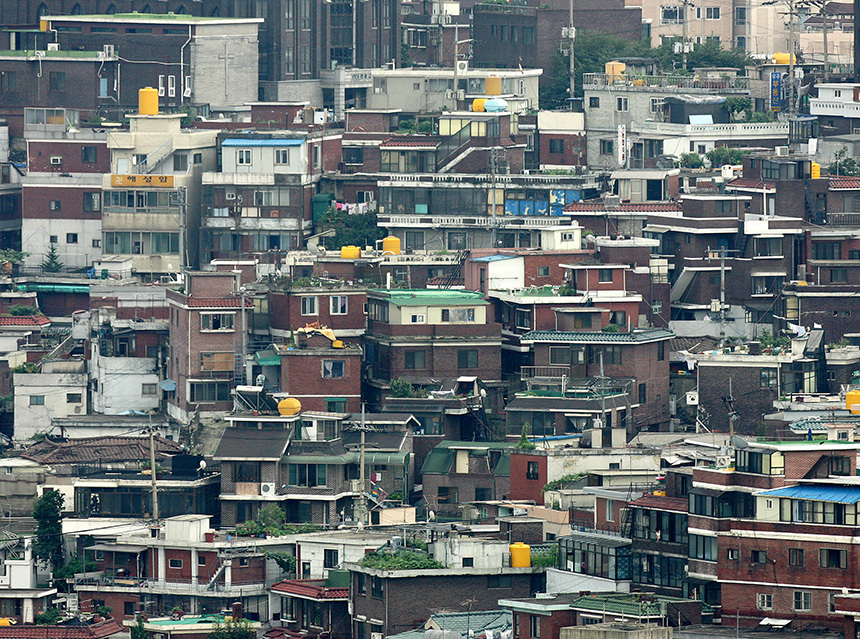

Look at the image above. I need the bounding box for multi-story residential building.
[268,282,367,340]
[166,271,250,423]
[199,129,342,263]
[13,358,87,442]
[102,103,218,278]
[364,288,503,404]
[0,534,57,624]
[268,577,349,639]
[214,409,411,527]
[75,514,285,620]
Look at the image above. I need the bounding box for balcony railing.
[520,365,570,380]
[583,73,749,92]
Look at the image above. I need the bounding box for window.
[50,236,57,244]
[515,309,532,330]
[200,313,234,331]
[537,266,550,277]
[324,549,338,568]
[190,381,231,402]
[275,149,291,165]
[650,98,663,113]
[142,383,157,396]
[66,393,82,404]
[657,342,665,361]
[598,269,613,283]
[0,72,16,92]
[410,313,425,323]
[438,486,459,504]
[831,268,848,283]
[549,139,564,154]
[600,140,614,155]
[50,72,66,91]
[200,352,234,372]
[169,559,183,569]
[81,146,97,163]
[705,6,720,18]
[405,231,424,250]
[616,97,628,112]
[727,548,739,560]
[173,154,188,172]
[688,534,717,561]
[50,200,61,211]
[789,548,804,566]
[66,233,78,244]
[371,576,383,598]
[661,6,684,23]
[735,6,746,23]
[475,487,491,501]
[757,593,773,610]
[442,308,475,323]
[237,149,252,165]
[93,239,101,248]
[793,591,812,611]
[638,383,646,404]
[820,548,847,568]
[301,296,318,316]
[487,575,512,588]
[322,360,345,378]
[404,350,425,370]
[549,346,570,365]
[751,550,767,564]
[527,461,539,480]
[458,349,478,369]
[447,232,467,251]
[589,97,600,108]
[288,463,327,487]
[194,153,202,164]
[754,237,781,256]
[29,395,45,406]
[462,557,474,567]
[606,499,616,522]
[760,369,778,388]
[83,192,101,212]
[529,616,540,639]
[330,296,348,315]
[812,242,841,260]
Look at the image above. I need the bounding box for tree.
[0,249,29,265]
[208,620,257,639]
[707,146,747,167]
[829,147,860,177]
[34,608,62,625]
[33,490,65,570]
[130,619,147,639]
[40,242,64,273]
[320,208,385,250]
[516,425,536,449]
[679,152,704,168]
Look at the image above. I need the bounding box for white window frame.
[757,593,773,610]
[705,6,720,19]
[237,149,252,165]
[200,312,235,332]
[793,591,812,611]
[167,75,176,98]
[616,97,629,112]
[275,149,290,165]
[169,559,183,569]
[301,296,318,316]
[330,295,348,315]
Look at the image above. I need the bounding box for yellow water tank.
[510,542,531,567]
[811,162,821,179]
[771,52,797,65]
[847,390,860,414]
[605,60,626,81]
[472,99,487,112]
[139,87,159,115]
[382,235,402,256]
[278,397,302,416]
[40,19,49,32]
[340,245,361,259]
[332,340,344,349]
[485,76,502,96]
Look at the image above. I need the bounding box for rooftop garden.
[360,549,445,570]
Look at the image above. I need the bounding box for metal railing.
[436,122,473,172]
[520,365,570,380]
[583,73,749,92]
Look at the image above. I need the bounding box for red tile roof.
[726,177,776,190]
[629,494,689,512]
[562,202,682,212]
[270,579,349,599]
[0,315,51,326]
[186,297,251,308]
[0,620,124,639]
[828,177,860,190]
[380,137,442,148]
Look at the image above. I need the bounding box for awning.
[256,354,281,366]
[87,543,146,554]
[158,379,176,391]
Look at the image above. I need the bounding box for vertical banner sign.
[770,72,782,111]
[617,124,627,167]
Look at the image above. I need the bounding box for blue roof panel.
[221,138,304,147]
[472,255,517,262]
[758,484,860,504]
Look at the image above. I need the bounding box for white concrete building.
[13,361,87,442]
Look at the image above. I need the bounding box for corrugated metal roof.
[522,328,674,343]
[221,138,304,147]
[758,484,860,504]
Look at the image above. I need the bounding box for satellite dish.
[428,510,435,521]
[308,243,321,256]
[198,460,207,471]
[731,435,749,449]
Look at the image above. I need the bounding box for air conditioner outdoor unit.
[183,86,192,98]
[445,89,454,99]
[260,482,276,496]
[371,633,384,639]
[47,43,60,51]
[226,192,236,200]
[686,391,699,406]
[775,145,789,156]
[716,455,732,467]
[103,44,115,57]
[455,60,469,74]
[50,156,62,165]
[34,50,46,58]
[457,89,465,100]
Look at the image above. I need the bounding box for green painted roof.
[0,49,101,58]
[370,289,489,307]
[284,451,409,465]
[522,328,674,343]
[389,611,512,639]
[421,440,514,475]
[570,593,697,617]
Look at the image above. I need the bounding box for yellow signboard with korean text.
[110,174,175,188]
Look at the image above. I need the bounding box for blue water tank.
[484,98,508,112]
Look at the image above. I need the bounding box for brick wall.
[509,451,547,502]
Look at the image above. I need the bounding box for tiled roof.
[563,202,682,212]
[0,620,124,639]
[829,177,860,190]
[186,297,250,307]
[422,440,514,476]
[522,328,674,343]
[629,494,689,512]
[214,427,292,461]
[270,579,349,599]
[726,177,776,190]
[380,137,442,148]
[19,436,182,465]
[0,315,51,326]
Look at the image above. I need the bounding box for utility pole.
[788,0,797,115]
[567,0,575,99]
[681,0,693,70]
[148,422,159,521]
[719,245,726,348]
[490,147,499,248]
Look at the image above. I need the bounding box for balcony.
[809,98,860,118]
[638,121,788,139]
[583,73,749,93]
[520,365,570,381]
